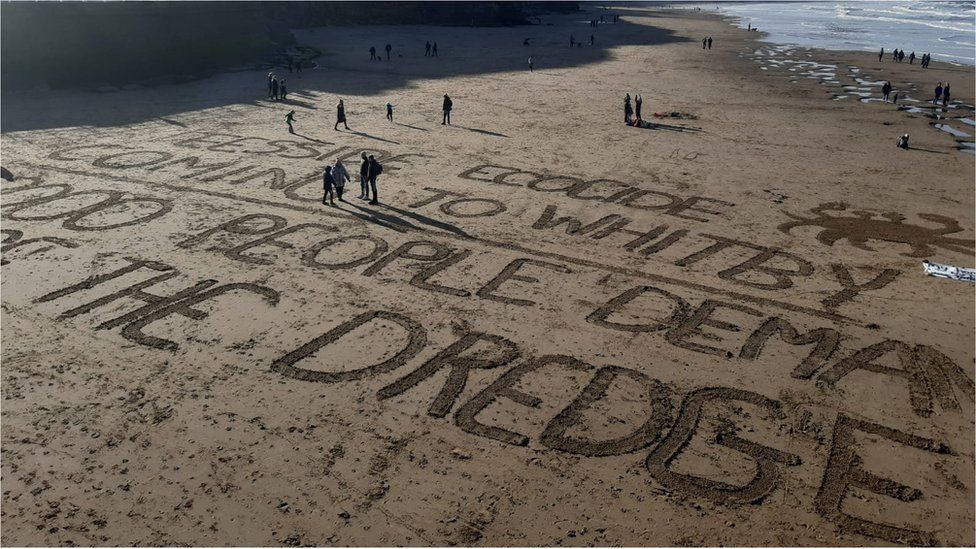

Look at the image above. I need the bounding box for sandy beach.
[1,5,974,546]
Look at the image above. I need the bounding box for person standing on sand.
[635,94,643,121]
[359,152,370,200]
[285,110,296,134]
[280,79,287,101]
[271,76,279,100]
[333,158,350,202]
[590,34,595,45]
[943,82,951,103]
[702,38,706,49]
[367,155,382,205]
[267,72,275,98]
[296,60,302,73]
[386,102,394,122]
[385,44,392,60]
[442,94,453,125]
[425,41,431,56]
[432,42,438,57]
[881,81,892,103]
[707,37,712,49]
[528,56,534,71]
[878,47,884,62]
[322,165,337,206]
[335,99,350,130]
[934,82,943,103]
[370,46,377,60]
[909,51,915,64]
[898,50,905,63]
[570,35,575,48]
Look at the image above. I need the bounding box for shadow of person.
[293,132,329,144]
[397,122,429,132]
[456,125,509,138]
[380,203,471,237]
[345,201,419,231]
[907,146,950,154]
[330,202,410,233]
[278,97,317,109]
[347,130,400,145]
[639,121,702,133]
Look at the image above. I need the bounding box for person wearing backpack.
[367,155,382,205]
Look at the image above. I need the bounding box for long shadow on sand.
[1,13,692,132]
[345,129,400,145]
[457,125,509,138]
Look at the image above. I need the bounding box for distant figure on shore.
[367,155,382,205]
[359,152,370,200]
[267,72,275,98]
[285,110,296,133]
[897,133,909,149]
[892,49,898,62]
[747,23,751,31]
[909,51,915,64]
[898,50,905,63]
[523,38,531,46]
[385,44,392,60]
[707,37,713,49]
[624,93,633,124]
[335,99,350,130]
[433,42,438,57]
[590,34,595,45]
[296,60,302,73]
[892,92,899,105]
[386,102,394,122]
[280,79,287,101]
[370,46,377,60]
[570,35,575,47]
[635,94,643,121]
[333,158,349,202]
[922,53,931,68]
[442,94,453,125]
[944,82,951,103]
[878,47,884,62]
[322,165,336,206]
[881,81,892,102]
[271,77,279,100]
[425,41,431,56]
[934,82,943,103]
[528,56,534,71]
[702,38,707,49]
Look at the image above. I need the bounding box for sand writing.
[0,228,78,265]
[1,180,172,231]
[33,257,279,351]
[779,202,975,257]
[458,164,733,223]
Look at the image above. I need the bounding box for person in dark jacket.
[432,42,438,56]
[881,81,892,102]
[370,46,377,60]
[367,155,382,205]
[385,44,392,60]
[442,94,453,125]
[359,152,370,200]
[335,99,349,130]
[323,165,337,206]
[271,77,279,100]
[425,41,431,56]
[285,110,296,134]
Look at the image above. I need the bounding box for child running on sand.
[285,110,296,133]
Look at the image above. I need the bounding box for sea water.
[706,1,975,66]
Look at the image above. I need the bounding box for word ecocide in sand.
[33,256,968,546]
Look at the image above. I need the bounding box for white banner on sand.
[922,260,976,283]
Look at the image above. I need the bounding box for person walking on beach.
[267,72,275,98]
[285,110,296,134]
[425,41,431,56]
[635,94,643,122]
[898,50,905,63]
[335,99,350,130]
[367,155,382,205]
[590,34,595,45]
[280,79,287,101]
[271,76,279,100]
[528,56,534,71]
[881,81,892,103]
[909,51,915,64]
[322,165,337,206]
[385,43,392,60]
[934,82,943,103]
[624,93,633,124]
[570,35,575,48]
[943,84,951,107]
[702,38,707,49]
[370,46,377,60]
[442,94,453,125]
[386,102,394,122]
[707,37,712,49]
[359,152,370,200]
[432,42,438,56]
[333,158,350,202]
[892,92,899,105]
[878,47,884,62]
[296,60,302,73]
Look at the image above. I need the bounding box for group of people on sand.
[879,48,932,68]
[624,93,644,125]
[266,72,289,101]
[285,94,456,133]
[701,37,713,49]
[568,34,596,48]
[368,41,439,60]
[322,153,383,206]
[935,82,951,105]
[589,14,617,27]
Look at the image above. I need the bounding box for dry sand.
[1,6,974,546]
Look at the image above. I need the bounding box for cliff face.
[0,1,578,90]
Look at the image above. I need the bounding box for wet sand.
[1,6,974,546]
